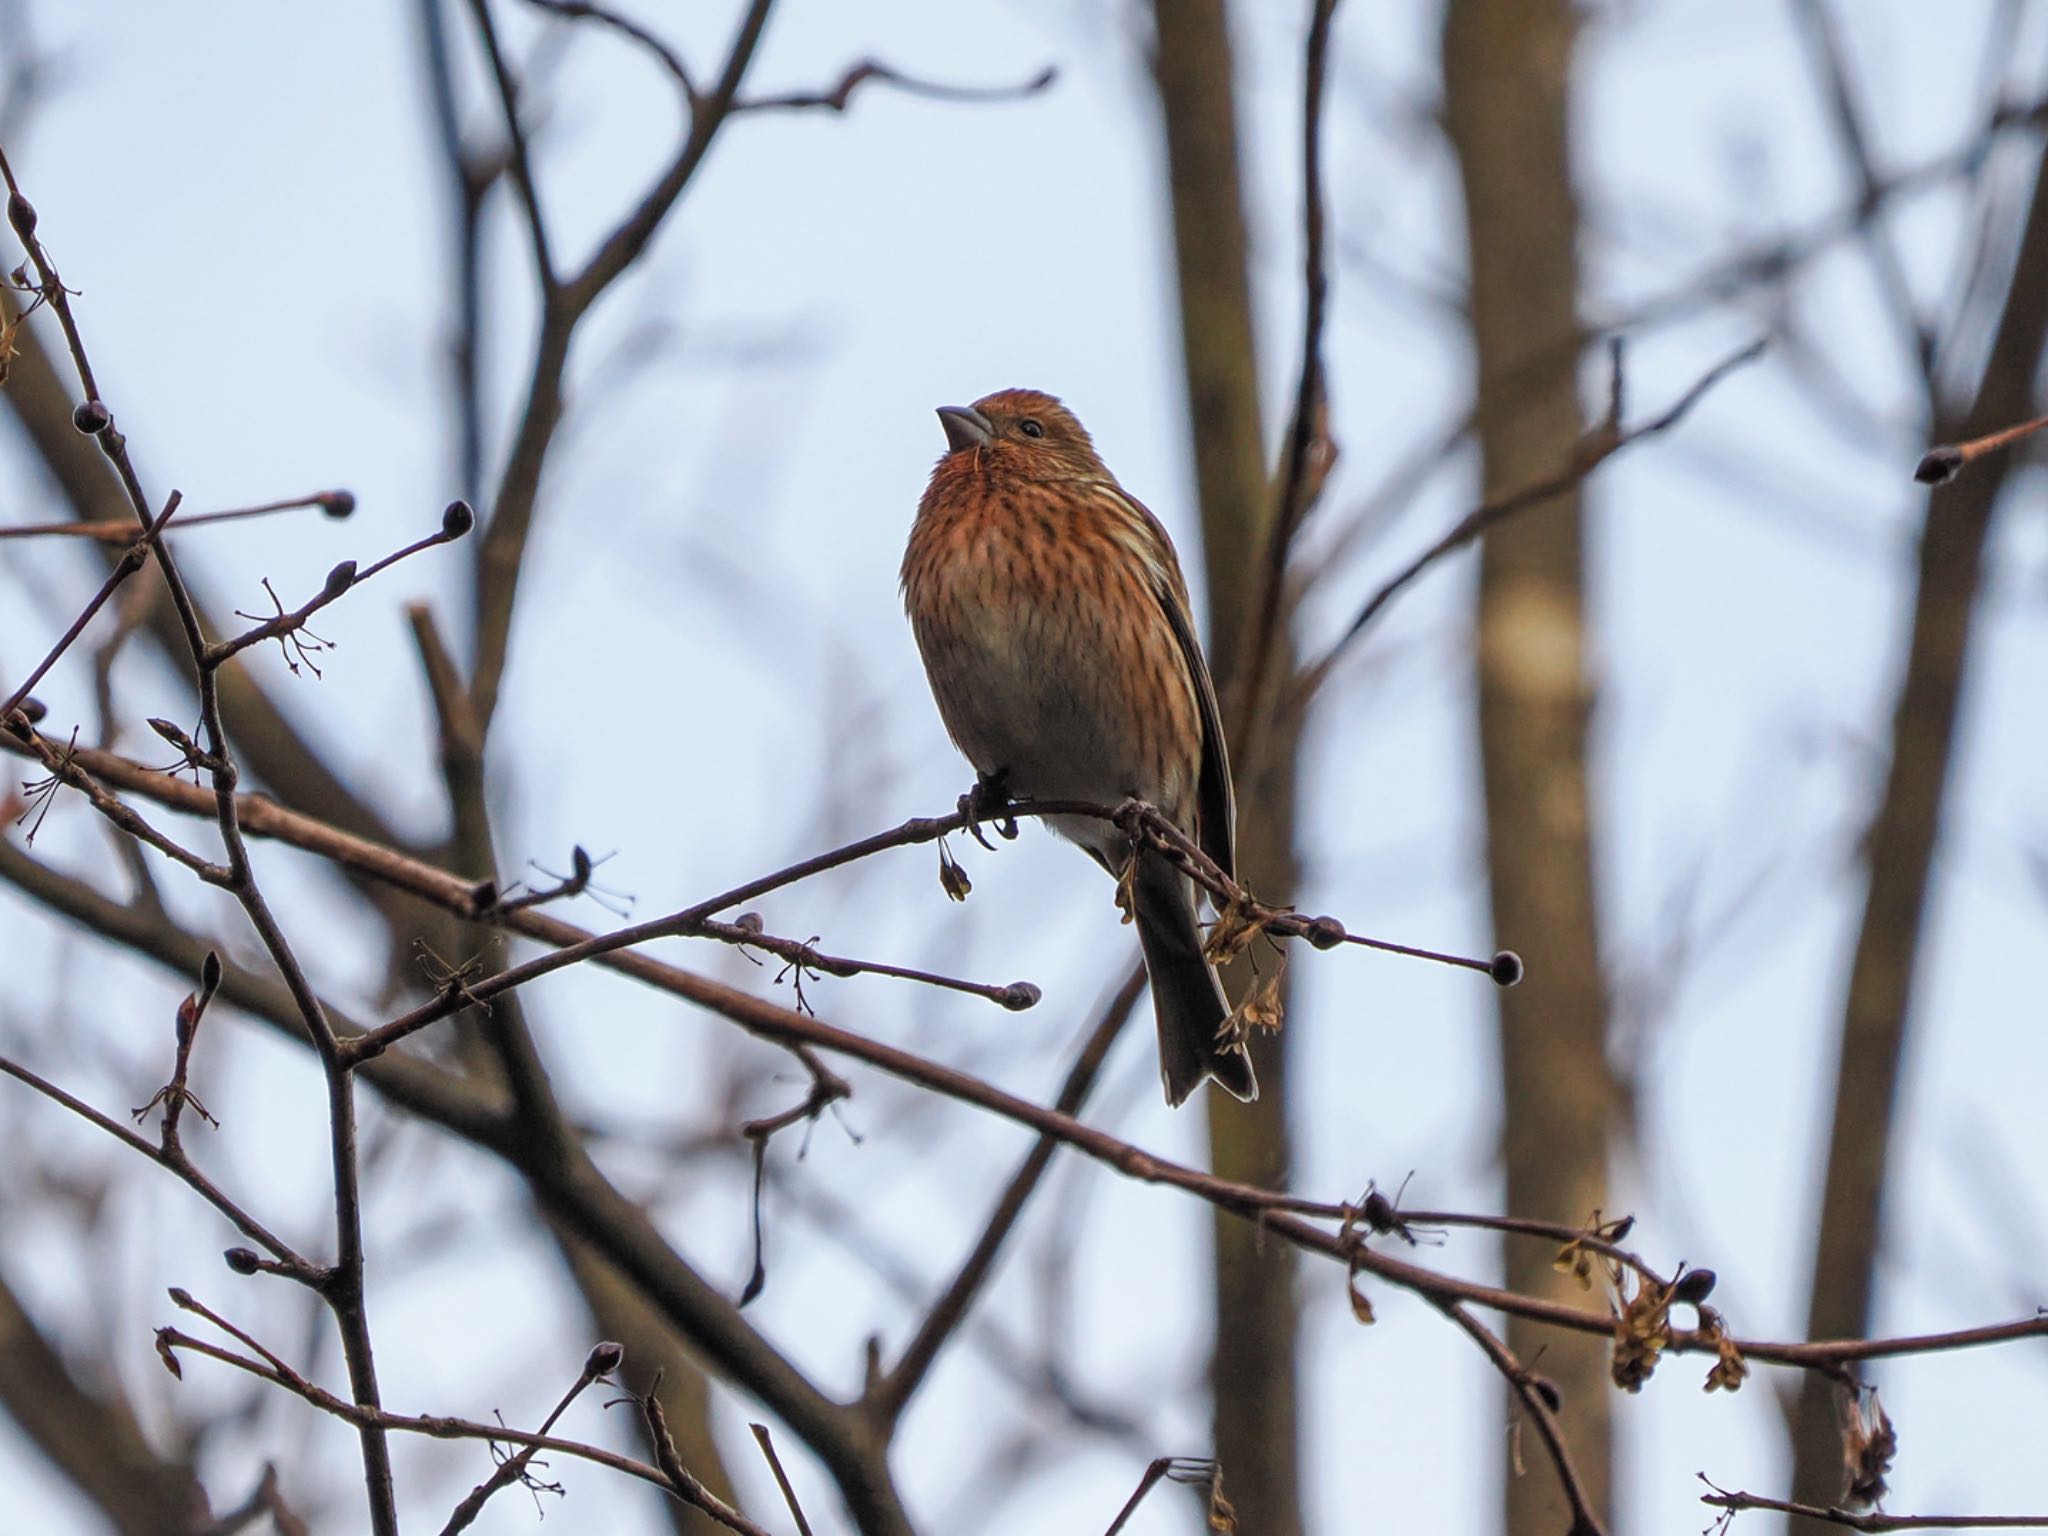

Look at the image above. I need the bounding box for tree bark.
[0,1265,209,1535]
[1788,136,2048,1530]
[1151,5,1303,1534]
[1442,4,1616,1534]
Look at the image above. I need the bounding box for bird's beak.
[936,405,995,453]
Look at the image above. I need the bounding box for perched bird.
[901,388,1256,1106]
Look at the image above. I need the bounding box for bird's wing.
[1156,578,1236,882]
[1107,482,1237,883]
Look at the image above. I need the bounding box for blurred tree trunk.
[555,1225,739,1536]
[0,1266,209,1534]
[1442,4,1616,1534]
[1151,5,1303,1535]
[1787,140,2048,1531]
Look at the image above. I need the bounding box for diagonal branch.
[867,964,1145,1426]
[1293,335,1766,708]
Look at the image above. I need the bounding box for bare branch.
[1294,335,1767,708]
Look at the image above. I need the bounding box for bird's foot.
[958,770,1018,851]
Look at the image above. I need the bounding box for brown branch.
[0,828,880,1534]
[0,1052,319,1284]
[468,0,773,732]
[0,834,509,1138]
[439,1341,620,1534]
[1101,1458,1230,1536]
[728,58,1056,116]
[0,1268,207,1536]
[1438,1301,1608,1536]
[640,1391,777,1536]
[1,490,181,716]
[1232,0,1340,745]
[463,0,558,289]
[1788,0,1934,385]
[1791,83,2048,1522]
[0,489,353,542]
[522,0,696,102]
[6,716,228,880]
[206,502,473,669]
[1,144,402,1531]
[12,728,2048,1492]
[868,964,1145,1425]
[155,1324,771,1532]
[1611,94,2048,337]
[1295,334,1767,709]
[748,1423,814,1536]
[1702,1479,2048,1531]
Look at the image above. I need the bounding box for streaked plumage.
[901,388,1255,1105]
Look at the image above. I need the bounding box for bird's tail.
[1132,851,1257,1106]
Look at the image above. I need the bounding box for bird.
[900,387,1256,1106]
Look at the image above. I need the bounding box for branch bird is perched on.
[901,388,1255,1105]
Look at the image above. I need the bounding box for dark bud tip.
[466,878,498,916]
[7,191,37,237]
[1490,950,1524,987]
[585,1340,625,1378]
[18,696,46,724]
[1673,1267,1718,1305]
[1305,914,1347,950]
[1608,1214,1636,1241]
[2,708,33,740]
[572,844,592,881]
[1532,1375,1564,1414]
[997,981,1041,1011]
[732,911,764,935]
[1362,1188,1396,1231]
[1914,446,1963,485]
[72,399,111,436]
[440,499,475,539]
[224,1247,261,1275]
[318,490,357,520]
[200,950,223,993]
[322,560,358,599]
[167,1286,195,1309]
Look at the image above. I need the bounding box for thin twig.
[729,58,1056,115]
[1,490,181,716]
[869,965,1145,1424]
[1294,335,1767,708]
[0,1052,319,1283]
[1,143,403,1531]
[439,1341,620,1534]
[1700,1477,2048,1531]
[748,1423,814,1536]
[1232,0,1340,743]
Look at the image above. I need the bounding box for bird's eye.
[1019,419,1045,439]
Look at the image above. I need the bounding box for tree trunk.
[1787,136,2048,1530]
[1151,5,1303,1533]
[1442,4,1616,1533]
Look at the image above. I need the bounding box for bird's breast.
[902,478,1198,820]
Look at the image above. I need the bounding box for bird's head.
[933,388,1107,479]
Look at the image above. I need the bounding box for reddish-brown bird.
[901,388,1255,1106]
